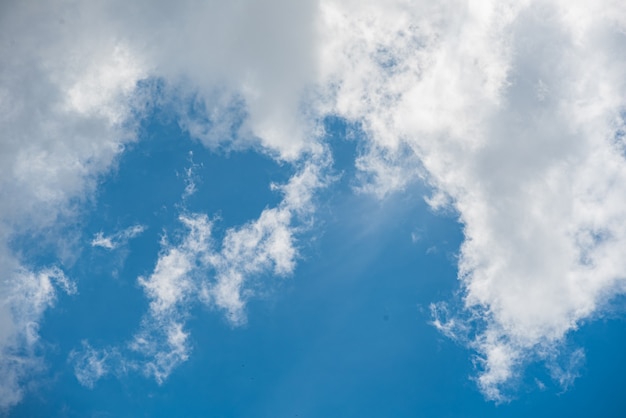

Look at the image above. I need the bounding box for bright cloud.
[3,0,626,408]
[317,0,626,400]
[69,341,122,389]
[0,1,145,405]
[91,225,146,250]
[0,264,75,409]
[73,154,330,385]
[203,154,329,324]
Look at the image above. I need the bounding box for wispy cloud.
[73,152,330,386]
[130,213,212,382]
[91,225,146,250]
[69,341,122,389]
[181,151,201,200]
[0,264,75,409]
[203,154,329,324]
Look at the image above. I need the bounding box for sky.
[1,0,626,417]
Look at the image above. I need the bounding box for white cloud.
[104,0,321,159]
[0,2,145,403]
[204,152,330,323]
[139,214,212,318]
[5,0,626,406]
[72,214,210,386]
[91,225,146,250]
[130,321,191,384]
[138,154,328,375]
[69,342,121,389]
[2,0,325,401]
[73,154,330,386]
[1,0,318,403]
[317,0,626,400]
[181,152,201,200]
[203,207,295,324]
[0,2,146,228]
[127,213,212,382]
[0,263,75,409]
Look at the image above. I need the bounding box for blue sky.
[7,111,626,417]
[2,1,626,417]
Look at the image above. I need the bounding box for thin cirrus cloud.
[1,0,626,409]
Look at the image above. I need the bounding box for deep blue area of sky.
[9,111,626,417]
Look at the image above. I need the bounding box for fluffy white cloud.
[0,2,145,226]
[101,0,321,159]
[317,0,626,400]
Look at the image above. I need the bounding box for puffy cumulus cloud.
[317,0,626,400]
[99,0,322,158]
[0,2,146,228]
